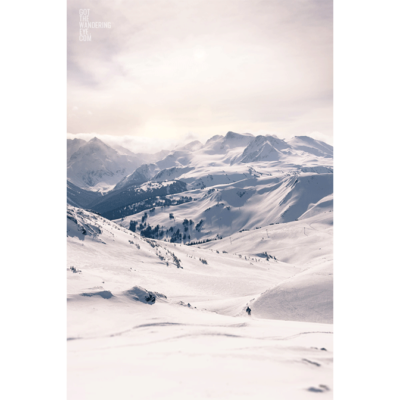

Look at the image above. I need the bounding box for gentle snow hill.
[67,205,298,318]
[68,205,331,322]
[200,211,333,323]
[68,206,333,399]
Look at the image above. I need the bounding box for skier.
[246,306,251,316]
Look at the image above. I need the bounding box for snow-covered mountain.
[67,137,146,191]
[113,163,158,191]
[67,138,86,161]
[69,132,333,232]
[234,135,291,163]
[288,136,333,158]
[67,137,171,192]
[67,130,333,398]
[89,180,188,220]
[115,171,332,242]
[67,180,103,208]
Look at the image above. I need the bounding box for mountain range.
[67,131,333,398]
[67,132,333,235]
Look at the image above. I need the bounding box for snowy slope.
[68,206,333,399]
[113,163,159,191]
[67,137,143,191]
[95,132,332,229]
[89,180,188,220]
[67,180,103,208]
[200,211,333,323]
[67,138,86,161]
[115,171,333,243]
[287,136,333,158]
[234,135,291,163]
[67,132,333,198]
[67,131,333,398]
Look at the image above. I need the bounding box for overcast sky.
[68,0,332,151]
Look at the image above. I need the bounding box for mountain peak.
[225,131,253,139]
[85,136,114,151]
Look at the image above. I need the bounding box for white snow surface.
[67,132,333,398]
[68,204,333,399]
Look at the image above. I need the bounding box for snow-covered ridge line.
[67,132,332,195]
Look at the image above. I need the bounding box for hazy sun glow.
[67,0,332,145]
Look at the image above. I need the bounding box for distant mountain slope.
[67,138,86,161]
[88,180,188,220]
[287,136,333,158]
[113,163,158,191]
[235,135,333,164]
[235,135,291,163]
[67,180,103,208]
[116,170,333,244]
[203,131,254,154]
[67,137,143,191]
[67,132,333,234]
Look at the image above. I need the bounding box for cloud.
[68,0,332,142]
